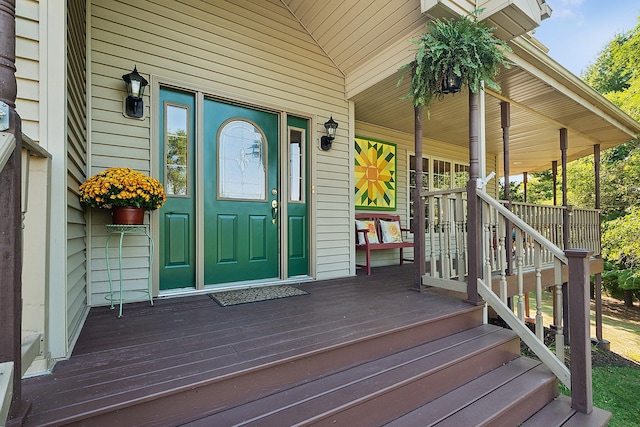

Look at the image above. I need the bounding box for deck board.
[21,265,474,426]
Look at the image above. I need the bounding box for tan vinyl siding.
[67,0,88,343]
[15,0,40,140]
[88,0,349,302]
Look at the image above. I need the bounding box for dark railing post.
[413,105,426,291]
[560,128,570,343]
[566,248,594,414]
[466,90,481,305]
[0,0,24,421]
[501,102,513,276]
[593,144,608,349]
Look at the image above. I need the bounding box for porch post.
[560,129,569,248]
[552,159,559,325]
[566,249,594,414]
[0,0,24,419]
[552,160,558,206]
[593,144,608,348]
[466,91,482,305]
[413,105,426,290]
[522,172,528,203]
[560,128,570,342]
[501,102,512,275]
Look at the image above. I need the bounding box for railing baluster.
[554,257,565,363]
[498,214,508,304]
[455,192,466,282]
[515,227,525,322]
[535,242,544,340]
[483,204,493,282]
[429,194,437,278]
[442,195,451,279]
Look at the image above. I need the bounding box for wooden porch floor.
[21,265,476,426]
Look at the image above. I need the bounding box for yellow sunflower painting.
[354,137,396,210]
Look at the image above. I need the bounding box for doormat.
[208,285,308,307]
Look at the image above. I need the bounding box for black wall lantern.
[320,116,338,151]
[441,68,462,95]
[122,66,148,119]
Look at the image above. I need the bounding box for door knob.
[271,200,278,224]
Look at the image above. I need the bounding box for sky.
[533,0,640,77]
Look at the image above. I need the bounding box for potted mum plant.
[79,167,166,224]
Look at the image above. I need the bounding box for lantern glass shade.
[122,66,148,100]
[441,68,462,94]
[324,116,338,139]
[122,66,149,119]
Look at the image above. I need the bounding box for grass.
[592,366,640,426]
[521,290,640,426]
[558,364,640,427]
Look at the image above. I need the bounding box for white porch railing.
[505,201,601,256]
[421,188,598,411]
[422,188,468,291]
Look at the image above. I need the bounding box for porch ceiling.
[281,0,640,176]
[352,65,639,176]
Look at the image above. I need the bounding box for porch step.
[185,324,523,426]
[521,395,612,426]
[389,359,556,426]
[23,301,486,426]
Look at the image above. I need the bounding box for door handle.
[271,199,278,224]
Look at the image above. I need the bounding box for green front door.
[203,99,280,284]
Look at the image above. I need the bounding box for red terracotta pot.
[111,206,145,225]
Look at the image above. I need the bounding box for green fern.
[400,10,512,110]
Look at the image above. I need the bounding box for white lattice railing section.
[502,201,601,257]
[569,207,601,255]
[422,188,468,290]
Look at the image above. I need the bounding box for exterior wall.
[15,1,55,373]
[15,0,40,139]
[87,0,350,304]
[17,0,89,366]
[66,0,88,346]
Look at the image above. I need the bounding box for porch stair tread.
[520,395,612,427]
[20,271,609,427]
[184,324,521,426]
[402,363,557,426]
[22,292,485,427]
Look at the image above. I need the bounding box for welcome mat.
[208,285,309,307]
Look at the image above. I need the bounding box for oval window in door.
[218,120,267,200]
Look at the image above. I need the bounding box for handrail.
[0,361,13,427]
[0,132,16,173]
[477,278,570,387]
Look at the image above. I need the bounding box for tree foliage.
[578,18,640,304]
[583,20,640,120]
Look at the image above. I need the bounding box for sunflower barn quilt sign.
[354,137,396,210]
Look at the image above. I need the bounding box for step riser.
[63,307,484,426]
[294,337,521,427]
[484,380,557,427]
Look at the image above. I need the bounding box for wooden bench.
[355,213,413,275]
